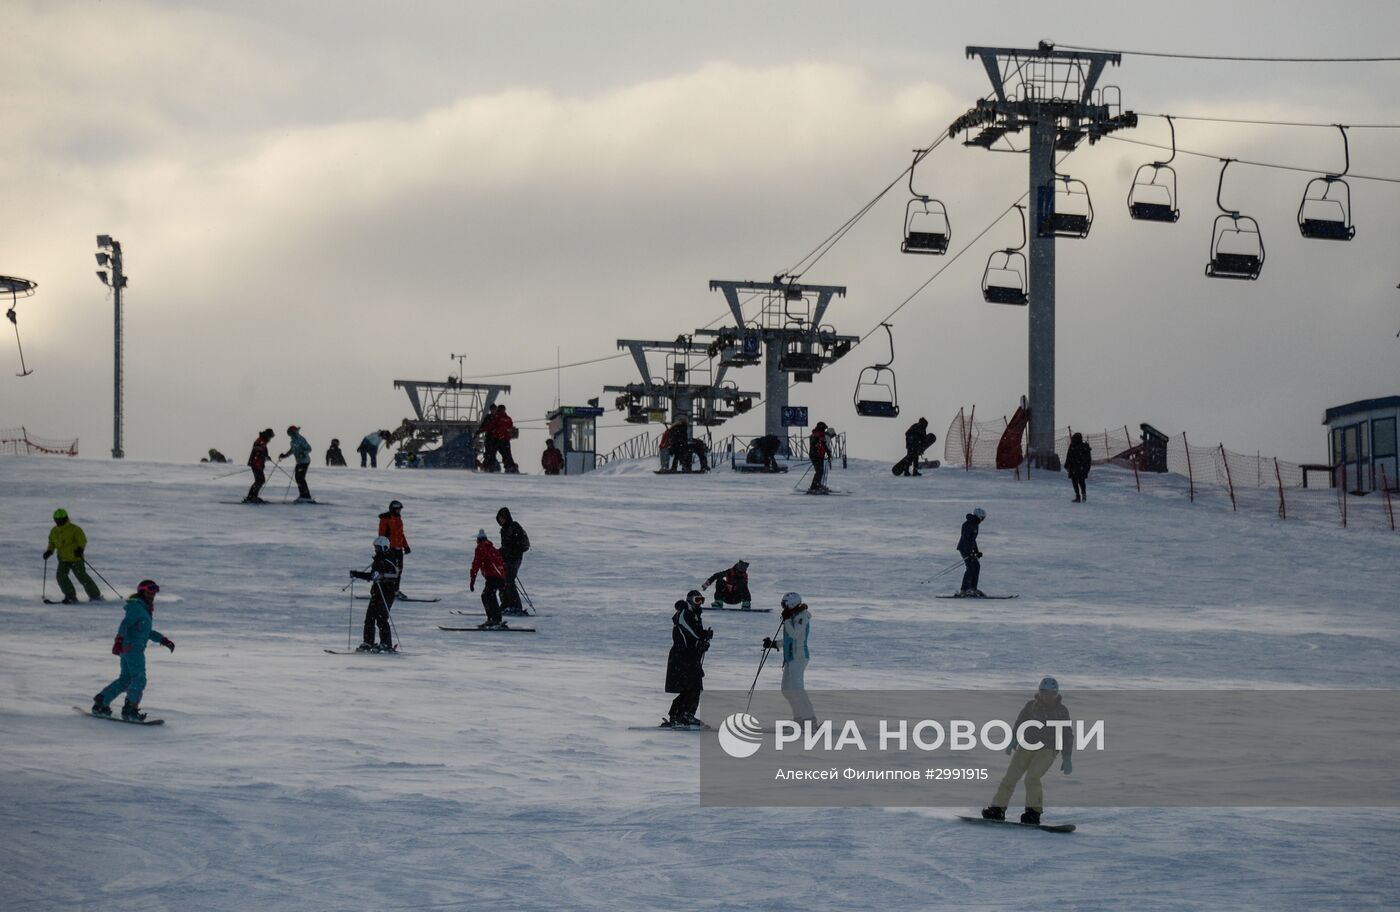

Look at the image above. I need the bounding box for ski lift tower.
[703,278,858,451]
[391,375,511,468]
[956,42,1136,467]
[603,336,759,428]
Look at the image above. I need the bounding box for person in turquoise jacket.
[43,508,103,603]
[278,424,315,502]
[92,580,174,721]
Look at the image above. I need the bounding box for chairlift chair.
[1298,125,1356,241]
[901,152,951,254]
[982,205,1029,306]
[853,323,900,418]
[1038,172,1093,239]
[1127,115,1181,223]
[1206,159,1265,281]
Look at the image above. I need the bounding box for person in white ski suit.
[764,592,814,722]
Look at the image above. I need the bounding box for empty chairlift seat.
[903,198,951,254]
[1297,125,1356,241]
[1205,159,1265,281]
[1038,175,1093,239]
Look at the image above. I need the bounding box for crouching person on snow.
[92,580,173,721]
[982,676,1074,826]
[663,590,712,728]
[350,536,400,652]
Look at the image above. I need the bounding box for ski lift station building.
[1324,396,1399,492]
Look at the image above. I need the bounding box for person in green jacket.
[43,509,102,603]
[92,580,174,721]
[279,424,314,502]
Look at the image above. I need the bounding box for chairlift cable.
[1059,44,1400,63]
[1138,112,1400,130]
[1103,135,1400,184]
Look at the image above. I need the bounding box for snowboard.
[936,594,1019,600]
[957,814,1075,833]
[627,722,715,732]
[355,595,442,603]
[73,706,164,726]
[323,648,404,655]
[708,606,773,613]
[218,500,336,506]
[795,489,851,496]
[437,625,537,633]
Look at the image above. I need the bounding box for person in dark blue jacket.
[956,508,987,597]
[92,580,173,721]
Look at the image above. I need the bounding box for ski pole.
[792,465,812,492]
[341,562,373,592]
[81,559,124,598]
[745,617,786,714]
[919,557,968,586]
[516,576,535,614]
[347,579,354,650]
[212,466,249,480]
[42,555,48,601]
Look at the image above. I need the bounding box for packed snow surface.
[2,456,1397,911]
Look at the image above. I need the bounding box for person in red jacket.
[377,500,411,595]
[491,405,519,473]
[541,439,564,475]
[808,421,831,494]
[469,529,509,628]
[243,428,275,503]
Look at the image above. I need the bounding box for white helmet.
[973,507,986,520]
[781,592,803,610]
[373,536,390,551]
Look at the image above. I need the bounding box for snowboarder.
[762,592,814,723]
[43,508,103,603]
[495,507,530,616]
[664,590,712,727]
[278,425,314,502]
[702,559,752,609]
[956,507,987,597]
[481,405,519,473]
[981,676,1074,826]
[469,529,508,629]
[808,422,831,493]
[541,439,564,475]
[243,428,275,503]
[358,430,389,468]
[894,417,936,476]
[205,448,228,464]
[689,436,711,472]
[325,438,347,467]
[665,417,692,473]
[377,500,411,590]
[91,580,173,721]
[748,434,782,471]
[1065,432,1092,503]
[349,536,399,652]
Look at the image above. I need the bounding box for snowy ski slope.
[1,456,1397,911]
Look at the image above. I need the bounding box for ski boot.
[660,716,680,729]
[89,595,106,602]
[972,589,987,598]
[61,596,79,604]
[497,621,510,630]
[356,642,375,652]
[295,497,316,504]
[681,713,705,729]
[91,695,112,717]
[477,620,500,630]
[740,600,752,611]
[711,600,723,609]
[981,806,1005,821]
[1020,808,1042,825]
[378,643,398,654]
[121,700,146,723]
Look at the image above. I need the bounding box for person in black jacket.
[325,438,347,467]
[702,559,752,609]
[749,435,782,471]
[957,508,987,597]
[663,590,712,727]
[894,417,935,476]
[349,536,400,652]
[1065,432,1092,503]
[666,417,692,473]
[496,507,531,615]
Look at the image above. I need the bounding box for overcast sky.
[2,0,1397,464]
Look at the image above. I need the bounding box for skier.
[357,430,389,468]
[665,417,691,473]
[807,421,831,493]
[278,425,314,502]
[748,434,782,471]
[377,500,411,592]
[541,439,564,475]
[481,404,518,473]
[91,580,173,721]
[956,507,987,597]
[43,508,103,603]
[762,592,814,723]
[982,676,1074,826]
[894,417,935,476]
[1065,432,1092,503]
[663,590,712,727]
[325,438,347,467]
[496,507,530,616]
[349,536,399,652]
[702,559,752,609]
[243,428,275,503]
[469,529,508,629]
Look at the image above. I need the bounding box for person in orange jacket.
[541,439,564,475]
[482,405,518,474]
[469,529,509,629]
[377,500,411,597]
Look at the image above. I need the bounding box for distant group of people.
[660,417,711,473]
[467,507,531,629]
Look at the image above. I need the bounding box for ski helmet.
[781,592,803,611]
[1038,676,1059,693]
[52,508,68,521]
[389,499,403,511]
[973,507,986,520]
[373,536,390,551]
[136,580,160,597]
[476,529,488,541]
[687,589,705,606]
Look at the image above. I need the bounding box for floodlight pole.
[1027,115,1057,464]
[96,236,127,459]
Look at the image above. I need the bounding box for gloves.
[1061,756,1072,775]
[75,547,85,559]
[278,452,290,460]
[700,628,713,641]
[350,570,370,581]
[404,546,412,555]
[469,582,476,592]
[975,551,983,559]
[762,637,777,650]
[160,637,175,653]
[701,581,711,590]
[43,550,53,560]
[111,635,124,655]
[1005,743,1015,756]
